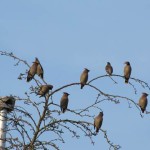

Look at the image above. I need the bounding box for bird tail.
[141,108,145,113]
[27,74,33,82]
[27,77,31,82]
[39,74,43,79]
[62,108,66,113]
[81,84,84,89]
[61,108,65,113]
[96,128,99,133]
[125,78,129,83]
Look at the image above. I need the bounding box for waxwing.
[60,92,69,113]
[105,62,113,75]
[94,112,103,133]
[138,93,148,113]
[80,68,90,89]
[124,61,132,83]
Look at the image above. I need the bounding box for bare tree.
[0,51,149,150]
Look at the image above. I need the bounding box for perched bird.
[94,112,103,133]
[37,84,53,97]
[36,58,44,79]
[138,93,148,113]
[80,68,90,89]
[105,62,113,75]
[60,92,69,113]
[27,58,39,82]
[124,61,132,83]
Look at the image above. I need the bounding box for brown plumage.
[37,84,53,97]
[27,59,39,82]
[138,93,148,113]
[124,61,132,83]
[60,92,69,113]
[105,62,113,75]
[80,68,90,89]
[94,112,103,133]
[36,58,44,79]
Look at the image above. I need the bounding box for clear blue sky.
[0,0,150,150]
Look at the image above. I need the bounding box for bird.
[138,93,148,113]
[27,58,39,82]
[60,92,69,113]
[80,68,90,89]
[94,112,103,133]
[105,62,113,75]
[37,84,53,97]
[124,61,132,83]
[36,58,44,79]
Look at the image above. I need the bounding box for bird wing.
[27,63,37,81]
[29,63,37,75]
[139,97,147,109]
[80,72,88,84]
[37,63,44,78]
[60,98,68,107]
[106,65,113,74]
[124,65,131,78]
